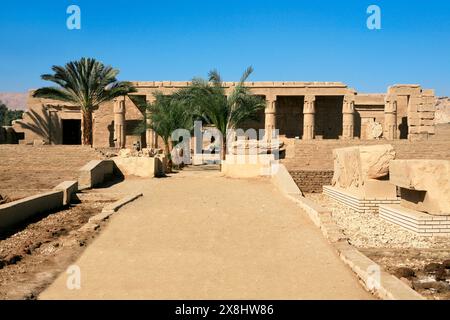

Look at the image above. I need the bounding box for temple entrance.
[315,96,343,139]
[62,119,81,145]
[276,96,304,138]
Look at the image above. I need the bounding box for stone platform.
[323,186,400,214]
[379,204,450,237]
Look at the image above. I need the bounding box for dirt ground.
[0,194,116,300]
[361,248,450,300]
[0,145,103,201]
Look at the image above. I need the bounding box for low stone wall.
[54,181,78,205]
[380,204,450,237]
[289,170,333,193]
[78,160,115,189]
[323,185,400,214]
[0,190,64,231]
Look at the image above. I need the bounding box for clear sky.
[0,0,449,95]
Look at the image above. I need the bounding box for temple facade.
[12,81,436,148]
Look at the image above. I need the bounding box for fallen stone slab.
[390,159,450,215]
[332,144,395,189]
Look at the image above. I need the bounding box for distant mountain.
[0,92,28,111]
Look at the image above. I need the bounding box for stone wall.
[289,170,334,193]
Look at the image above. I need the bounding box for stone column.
[342,95,355,139]
[303,95,316,140]
[384,94,397,140]
[113,98,126,148]
[146,95,157,148]
[264,96,276,142]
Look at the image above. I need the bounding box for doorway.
[62,119,81,145]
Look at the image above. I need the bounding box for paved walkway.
[40,170,372,299]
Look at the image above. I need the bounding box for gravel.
[306,193,449,249]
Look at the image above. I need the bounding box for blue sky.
[0,0,449,95]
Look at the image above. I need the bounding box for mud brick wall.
[289,170,334,193]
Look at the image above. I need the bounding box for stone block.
[390,160,450,215]
[359,179,397,199]
[408,118,420,126]
[78,160,115,189]
[419,119,435,126]
[418,104,436,112]
[419,125,435,134]
[112,156,161,178]
[332,144,395,189]
[420,112,435,119]
[54,180,78,205]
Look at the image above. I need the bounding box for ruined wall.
[387,85,436,141]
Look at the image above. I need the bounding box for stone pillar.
[264,96,276,142]
[113,98,126,148]
[303,95,315,140]
[384,94,397,140]
[146,95,157,148]
[342,95,355,139]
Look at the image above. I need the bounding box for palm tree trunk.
[221,137,227,161]
[81,109,93,146]
[164,139,172,173]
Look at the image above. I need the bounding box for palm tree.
[176,66,265,160]
[33,58,136,146]
[147,92,193,170]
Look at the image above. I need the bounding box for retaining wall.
[0,190,64,231]
[289,170,334,193]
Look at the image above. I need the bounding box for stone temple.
[12,81,436,147]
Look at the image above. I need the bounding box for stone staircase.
[0,145,104,199]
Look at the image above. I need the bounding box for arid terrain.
[0,145,103,201]
[0,145,114,299]
[0,193,118,299]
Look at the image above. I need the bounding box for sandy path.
[40,170,372,299]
